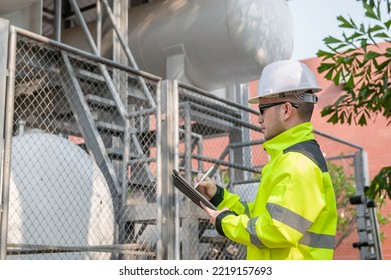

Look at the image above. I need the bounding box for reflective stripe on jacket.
[211,122,338,260]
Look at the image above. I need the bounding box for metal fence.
[0,25,380,260]
[1,26,161,260]
[172,82,376,260]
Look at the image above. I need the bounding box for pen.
[194,166,214,189]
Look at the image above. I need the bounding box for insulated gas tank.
[61,0,293,91]
[8,133,115,260]
[126,0,293,90]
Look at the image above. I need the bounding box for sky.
[287,0,371,60]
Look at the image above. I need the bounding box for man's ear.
[282,102,293,120]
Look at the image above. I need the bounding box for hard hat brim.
[247,87,322,104]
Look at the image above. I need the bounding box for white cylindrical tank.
[8,132,115,260]
[61,0,293,91]
[127,0,293,90]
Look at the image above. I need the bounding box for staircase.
[59,51,157,202]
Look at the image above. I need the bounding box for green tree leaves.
[318,0,391,126]
[317,0,391,202]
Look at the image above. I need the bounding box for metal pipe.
[229,139,265,148]
[156,80,178,259]
[324,154,355,161]
[361,150,383,260]
[229,145,235,187]
[13,26,160,82]
[178,128,203,171]
[7,242,154,254]
[96,0,102,55]
[156,81,163,260]
[54,0,62,41]
[314,129,364,150]
[188,103,262,132]
[17,120,26,136]
[178,81,259,115]
[173,81,180,260]
[119,118,131,248]
[184,102,192,182]
[189,154,261,174]
[0,25,17,260]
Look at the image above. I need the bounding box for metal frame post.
[353,150,383,259]
[156,80,179,259]
[0,22,14,260]
[181,101,199,259]
[0,18,9,153]
[54,0,62,41]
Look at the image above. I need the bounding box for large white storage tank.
[61,0,294,91]
[127,0,293,90]
[8,132,115,260]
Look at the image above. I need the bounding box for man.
[196,60,338,260]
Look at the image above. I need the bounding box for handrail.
[13,27,160,82]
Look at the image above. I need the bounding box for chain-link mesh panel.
[5,34,159,260]
[176,85,263,260]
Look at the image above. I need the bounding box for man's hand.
[193,173,217,199]
[200,202,229,225]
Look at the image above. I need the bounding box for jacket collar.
[262,122,315,159]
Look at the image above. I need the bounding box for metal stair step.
[96,121,136,135]
[77,69,105,82]
[106,147,139,160]
[85,94,116,109]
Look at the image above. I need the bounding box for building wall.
[304,56,391,260]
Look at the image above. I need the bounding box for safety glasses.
[258,102,299,115]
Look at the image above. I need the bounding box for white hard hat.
[248,60,322,104]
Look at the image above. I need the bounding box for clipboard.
[172,169,217,211]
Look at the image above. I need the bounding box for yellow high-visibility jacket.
[211,122,338,260]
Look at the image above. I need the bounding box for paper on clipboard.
[172,169,217,211]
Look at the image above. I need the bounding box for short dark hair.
[283,96,314,121]
[298,102,314,121]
